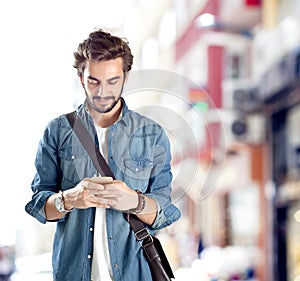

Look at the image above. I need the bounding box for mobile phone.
[91,176,113,184]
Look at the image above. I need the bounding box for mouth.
[93,96,114,105]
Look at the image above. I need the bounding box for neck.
[90,99,122,128]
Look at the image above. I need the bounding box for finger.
[94,190,119,199]
[82,180,105,191]
[94,203,111,208]
[90,176,114,184]
[104,183,125,192]
[101,185,119,192]
[87,194,112,207]
[94,197,117,207]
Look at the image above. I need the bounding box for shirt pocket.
[58,144,87,187]
[124,159,153,192]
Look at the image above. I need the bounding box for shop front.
[259,48,300,281]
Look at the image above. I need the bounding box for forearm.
[134,195,157,226]
[45,194,66,221]
[45,191,74,221]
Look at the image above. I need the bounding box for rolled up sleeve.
[149,199,181,229]
[25,190,54,224]
[146,128,181,230]
[25,118,63,224]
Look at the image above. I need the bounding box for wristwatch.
[54,191,73,213]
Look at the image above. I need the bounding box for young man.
[25,29,181,281]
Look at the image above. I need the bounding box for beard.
[85,83,124,114]
[88,93,122,114]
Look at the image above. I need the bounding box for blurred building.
[124,0,300,280]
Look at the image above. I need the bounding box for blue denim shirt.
[25,99,181,281]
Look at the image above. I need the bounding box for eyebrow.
[87,75,122,83]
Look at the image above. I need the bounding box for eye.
[107,79,119,86]
[87,78,100,86]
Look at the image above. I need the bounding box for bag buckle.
[142,235,154,248]
[135,227,151,241]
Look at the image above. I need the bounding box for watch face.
[54,195,64,212]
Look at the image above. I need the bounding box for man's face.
[81,57,126,113]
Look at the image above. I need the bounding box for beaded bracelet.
[127,190,146,214]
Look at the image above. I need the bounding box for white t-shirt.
[91,125,113,281]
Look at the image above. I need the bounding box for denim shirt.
[25,99,181,281]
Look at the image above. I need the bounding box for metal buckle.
[142,235,154,248]
[135,228,150,241]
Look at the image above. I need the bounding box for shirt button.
[87,255,92,259]
[90,228,93,232]
[114,264,118,268]
[135,168,139,172]
[71,155,75,160]
[109,236,113,240]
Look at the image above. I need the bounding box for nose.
[96,84,103,96]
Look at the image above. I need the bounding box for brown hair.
[73,29,133,77]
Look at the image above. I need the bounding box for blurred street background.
[0,0,300,280]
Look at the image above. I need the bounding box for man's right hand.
[45,177,114,220]
[63,177,114,210]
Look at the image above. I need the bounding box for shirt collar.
[82,98,129,127]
